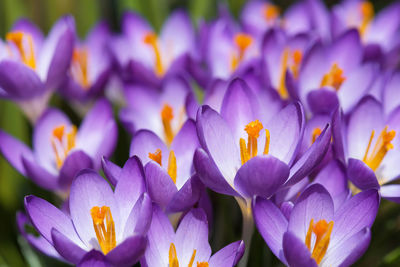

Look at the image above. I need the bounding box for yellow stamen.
[6,31,36,69]
[240,120,268,164]
[231,33,253,71]
[359,1,374,37]
[305,219,334,265]
[161,104,174,146]
[169,243,179,267]
[168,150,177,184]
[363,126,396,171]
[320,63,346,91]
[263,129,270,155]
[278,48,290,99]
[148,149,162,166]
[90,206,116,255]
[263,3,280,22]
[72,47,90,88]
[188,249,197,267]
[290,49,303,79]
[51,125,77,169]
[311,127,322,144]
[197,263,209,267]
[143,32,164,76]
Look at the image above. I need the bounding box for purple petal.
[105,235,147,267]
[252,196,288,262]
[208,240,245,267]
[175,208,212,264]
[101,157,122,186]
[234,155,289,199]
[0,130,33,176]
[196,105,240,185]
[51,228,87,264]
[265,102,305,165]
[194,148,238,196]
[347,158,380,190]
[22,157,58,190]
[282,231,318,267]
[307,89,339,115]
[24,196,82,246]
[383,72,400,115]
[69,169,119,248]
[123,193,152,237]
[58,150,93,189]
[77,250,110,267]
[0,60,44,99]
[166,175,204,213]
[76,99,117,169]
[288,184,334,241]
[380,184,400,203]
[286,124,331,186]
[331,107,346,163]
[330,29,362,72]
[145,161,178,209]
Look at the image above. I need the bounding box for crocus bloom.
[253,184,379,267]
[0,16,74,122]
[23,161,152,266]
[0,99,117,191]
[59,21,112,102]
[119,76,194,144]
[334,96,400,202]
[111,10,195,87]
[141,206,244,267]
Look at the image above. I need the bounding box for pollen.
[148,149,162,165]
[312,127,322,144]
[305,219,334,264]
[320,63,346,91]
[6,31,36,69]
[245,120,263,139]
[143,32,164,76]
[90,206,116,255]
[263,3,280,22]
[240,120,269,164]
[363,126,396,171]
[161,104,174,145]
[51,124,77,169]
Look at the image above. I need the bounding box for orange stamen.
[197,262,209,267]
[51,125,77,169]
[363,126,396,171]
[320,63,346,91]
[167,150,177,184]
[143,32,164,76]
[169,243,179,267]
[161,104,174,145]
[290,49,303,79]
[359,1,374,37]
[240,120,268,164]
[263,3,280,22]
[90,206,116,254]
[305,219,334,264]
[312,127,322,144]
[231,33,253,71]
[149,149,162,166]
[72,47,90,88]
[278,48,290,99]
[6,31,36,69]
[188,249,197,267]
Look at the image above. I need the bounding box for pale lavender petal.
[380,185,400,203]
[208,240,245,267]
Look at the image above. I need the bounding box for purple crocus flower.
[253,184,379,267]
[111,10,195,87]
[298,29,377,115]
[23,162,152,266]
[0,99,117,191]
[141,206,244,267]
[119,76,194,143]
[334,96,400,203]
[59,21,112,102]
[0,16,75,123]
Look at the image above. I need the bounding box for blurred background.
[0,0,399,266]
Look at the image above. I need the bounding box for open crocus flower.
[119,76,194,144]
[0,16,74,123]
[253,184,379,267]
[298,29,377,115]
[0,99,117,191]
[142,206,244,267]
[59,21,112,102]
[111,10,195,87]
[23,162,152,266]
[332,0,400,53]
[333,96,400,203]
[129,119,203,213]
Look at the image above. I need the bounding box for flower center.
[168,243,208,267]
[320,63,346,91]
[239,120,270,164]
[71,47,90,89]
[278,48,303,99]
[262,3,280,22]
[305,219,334,265]
[148,149,177,184]
[231,33,253,71]
[143,32,164,76]
[362,126,396,172]
[51,125,77,169]
[359,1,374,37]
[90,206,116,255]
[311,127,322,144]
[6,31,36,69]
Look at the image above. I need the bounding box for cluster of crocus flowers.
[1,0,400,266]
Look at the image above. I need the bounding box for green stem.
[236,197,254,267]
